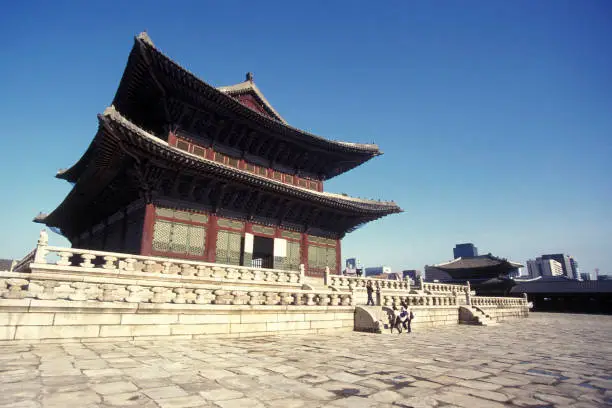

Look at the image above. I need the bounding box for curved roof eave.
[101,105,402,214]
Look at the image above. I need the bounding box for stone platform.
[1,233,528,342]
[0,313,610,408]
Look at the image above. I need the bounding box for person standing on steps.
[366,281,375,306]
[404,306,414,333]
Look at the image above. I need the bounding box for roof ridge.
[217,79,287,124]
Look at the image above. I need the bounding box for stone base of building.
[0,233,530,342]
[0,299,354,343]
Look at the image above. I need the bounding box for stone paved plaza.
[1,313,611,408]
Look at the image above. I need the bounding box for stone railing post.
[324,265,330,286]
[299,264,306,283]
[522,292,528,306]
[33,229,49,264]
[466,281,472,306]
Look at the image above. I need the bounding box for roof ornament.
[137,31,155,47]
[246,72,254,83]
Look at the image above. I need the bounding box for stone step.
[302,276,327,290]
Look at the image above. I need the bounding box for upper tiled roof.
[432,255,523,270]
[115,33,382,156]
[0,259,14,271]
[511,277,612,294]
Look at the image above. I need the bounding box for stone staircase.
[354,306,392,333]
[302,275,329,291]
[460,306,498,326]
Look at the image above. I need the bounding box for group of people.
[390,302,414,334]
[365,281,414,334]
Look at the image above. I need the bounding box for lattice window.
[309,181,318,190]
[152,219,206,257]
[170,223,188,253]
[216,230,242,265]
[285,175,294,184]
[152,220,172,253]
[193,146,206,157]
[298,179,308,188]
[214,152,226,164]
[188,226,206,255]
[308,244,336,271]
[286,241,301,271]
[273,171,283,181]
[177,140,189,151]
[227,157,239,168]
[326,246,337,269]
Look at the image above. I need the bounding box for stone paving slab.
[0,313,611,407]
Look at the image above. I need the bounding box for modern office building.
[570,258,581,281]
[541,254,575,279]
[453,243,478,259]
[527,257,564,278]
[364,266,392,277]
[580,272,592,281]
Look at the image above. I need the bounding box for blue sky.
[1,1,610,276]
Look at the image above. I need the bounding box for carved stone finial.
[38,229,48,247]
[246,72,254,82]
[137,31,155,47]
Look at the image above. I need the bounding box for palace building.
[35,32,401,277]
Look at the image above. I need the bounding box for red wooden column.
[206,214,219,262]
[336,238,342,275]
[140,203,156,256]
[167,132,177,146]
[300,232,308,275]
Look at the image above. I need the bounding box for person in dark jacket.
[403,307,414,333]
[366,281,375,306]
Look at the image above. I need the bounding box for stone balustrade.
[28,232,302,287]
[0,272,353,307]
[325,272,410,291]
[422,282,468,295]
[471,296,528,308]
[382,294,458,307]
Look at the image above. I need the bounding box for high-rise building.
[541,259,564,277]
[453,243,478,259]
[526,257,564,278]
[569,258,581,281]
[580,272,592,281]
[526,259,541,278]
[541,254,580,279]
